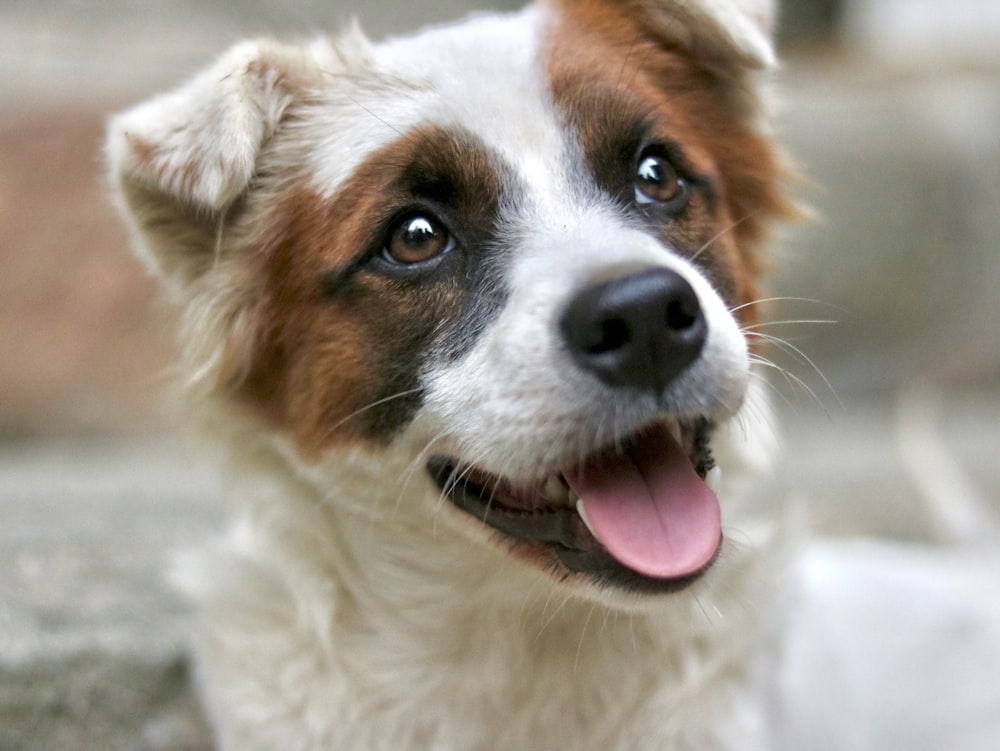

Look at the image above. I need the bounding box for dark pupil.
[637,157,664,187]
[403,217,437,246]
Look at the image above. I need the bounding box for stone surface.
[0,441,222,750]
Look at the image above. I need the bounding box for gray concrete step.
[0,441,222,750]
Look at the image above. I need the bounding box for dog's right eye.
[633,150,687,208]
[382,213,453,266]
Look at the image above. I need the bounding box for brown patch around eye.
[546,1,797,339]
[233,125,503,456]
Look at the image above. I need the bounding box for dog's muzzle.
[428,267,727,591]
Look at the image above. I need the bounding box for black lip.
[427,458,580,546]
[427,421,718,594]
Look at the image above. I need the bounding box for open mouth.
[427,419,722,593]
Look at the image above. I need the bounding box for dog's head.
[109,0,790,598]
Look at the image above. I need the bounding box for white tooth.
[576,499,597,537]
[668,422,683,445]
[706,466,723,494]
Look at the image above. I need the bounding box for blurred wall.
[774,0,1000,396]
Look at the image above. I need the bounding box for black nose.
[560,268,707,392]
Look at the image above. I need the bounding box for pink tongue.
[565,424,721,579]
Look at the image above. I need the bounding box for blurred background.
[1,1,998,748]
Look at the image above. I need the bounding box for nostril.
[666,297,699,332]
[586,318,631,355]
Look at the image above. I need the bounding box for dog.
[102,1,936,749]
[107,1,792,748]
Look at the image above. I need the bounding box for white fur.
[307,7,562,200]
[108,2,1000,750]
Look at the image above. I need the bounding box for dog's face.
[110,0,787,597]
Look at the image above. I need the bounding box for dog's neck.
[189,432,780,750]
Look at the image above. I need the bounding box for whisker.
[750,353,832,413]
[689,213,757,263]
[399,434,443,493]
[746,331,841,409]
[616,35,641,92]
[320,387,425,441]
[729,296,841,314]
[347,95,403,136]
[535,590,575,643]
[425,459,479,540]
[574,600,599,675]
[747,360,798,413]
[741,318,837,331]
[397,430,451,516]
[352,428,451,546]
[688,587,712,624]
[482,472,503,523]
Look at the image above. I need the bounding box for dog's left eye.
[634,151,686,207]
[383,213,453,265]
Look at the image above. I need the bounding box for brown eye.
[634,152,685,206]
[384,213,451,265]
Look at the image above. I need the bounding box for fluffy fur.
[107,1,1000,750]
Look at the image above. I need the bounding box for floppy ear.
[656,0,778,70]
[107,39,323,292]
[566,0,778,71]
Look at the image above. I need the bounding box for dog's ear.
[562,0,777,71]
[645,0,777,70]
[107,39,322,292]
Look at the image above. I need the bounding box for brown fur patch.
[237,126,503,455]
[547,0,795,332]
